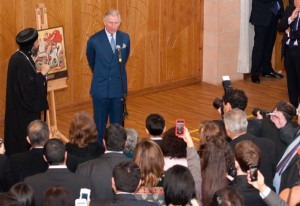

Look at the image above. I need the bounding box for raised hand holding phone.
[175,119,185,137]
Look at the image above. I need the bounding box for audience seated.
[76,124,129,199]
[224,108,277,189]
[200,121,234,206]
[164,165,199,206]
[42,186,74,206]
[9,120,49,183]
[9,182,35,206]
[90,160,158,206]
[145,113,166,148]
[211,186,244,206]
[25,138,94,205]
[123,128,138,158]
[247,170,288,206]
[0,142,13,192]
[133,138,165,205]
[66,112,104,172]
[161,127,187,171]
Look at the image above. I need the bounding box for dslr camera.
[213,76,233,114]
[251,108,272,118]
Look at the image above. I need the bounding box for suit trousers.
[251,14,278,77]
[284,46,300,107]
[92,97,124,145]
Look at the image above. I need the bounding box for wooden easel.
[36,3,69,142]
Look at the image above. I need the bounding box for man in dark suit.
[76,124,130,199]
[0,142,13,192]
[278,1,300,108]
[145,113,166,148]
[90,160,158,206]
[86,9,130,146]
[25,138,94,205]
[9,120,49,184]
[250,0,284,83]
[224,108,277,190]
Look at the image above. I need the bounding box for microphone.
[116,45,122,63]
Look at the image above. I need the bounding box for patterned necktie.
[110,34,115,53]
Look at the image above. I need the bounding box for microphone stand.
[117,48,128,125]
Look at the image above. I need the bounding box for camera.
[213,76,234,114]
[251,108,272,118]
[175,119,185,137]
[0,138,2,146]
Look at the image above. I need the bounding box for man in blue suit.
[86,9,130,145]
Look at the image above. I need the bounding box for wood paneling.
[0,0,203,130]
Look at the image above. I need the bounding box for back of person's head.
[0,192,19,206]
[223,89,248,111]
[199,121,226,144]
[214,186,244,206]
[103,124,127,151]
[133,138,164,188]
[275,100,296,121]
[223,108,248,135]
[69,112,98,148]
[27,120,49,147]
[43,138,65,165]
[112,160,141,193]
[161,127,187,158]
[201,136,234,205]
[164,165,196,206]
[9,182,35,206]
[42,186,74,206]
[123,128,138,155]
[235,140,261,173]
[145,113,165,136]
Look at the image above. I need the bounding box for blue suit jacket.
[87,29,130,98]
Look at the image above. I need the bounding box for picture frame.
[34,26,68,81]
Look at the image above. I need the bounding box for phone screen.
[176,120,185,136]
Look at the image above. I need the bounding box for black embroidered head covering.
[16,28,38,51]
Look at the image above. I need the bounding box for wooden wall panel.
[0,0,203,134]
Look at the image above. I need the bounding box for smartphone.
[175,119,185,137]
[79,188,91,201]
[0,138,2,146]
[249,165,258,182]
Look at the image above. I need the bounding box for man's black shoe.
[262,72,283,79]
[251,76,260,84]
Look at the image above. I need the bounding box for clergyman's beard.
[31,45,39,57]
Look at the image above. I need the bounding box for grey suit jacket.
[264,190,288,206]
[76,152,130,199]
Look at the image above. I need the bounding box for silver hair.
[123,128,138,154]
[103,9,121,23]
[223,108,248,135]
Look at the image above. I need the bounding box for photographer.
[214,88,262,138]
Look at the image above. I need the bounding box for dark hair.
[69,112,98,148]
[235,140,261,172]
[201,136,234,205]
[161,127,187,158]
[27,120,49,146]
[43,139,65,165]
[223,89,248,111]
[133,138,164,189]
[104,124,127,151]
[164,165,196,205]
[42,186,74,206]
[275,100,296,121]
[0,192,19,206]
[214,186,244,206]
[113,160,141,193]
[146,114,165,136]
[9,182,35,206]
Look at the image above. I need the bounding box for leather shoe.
[251,76,260,84]
[262,72,283,79]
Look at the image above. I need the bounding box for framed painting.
[34,26,68,81]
